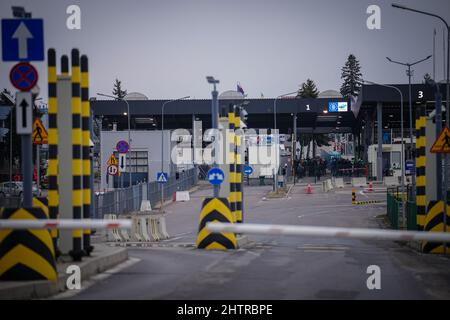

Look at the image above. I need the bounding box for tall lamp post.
[207,76,220,197]
[160,96,190,212]
[386,55,432,200]
[97,93,131,188]
[274,91,298,191]
[392,1,449,242]
[365,80,406,228]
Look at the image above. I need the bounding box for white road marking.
[52,257,141,299]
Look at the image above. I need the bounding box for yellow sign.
[32,118,48,145]
[107,154,118,166]
[431,127,450,153]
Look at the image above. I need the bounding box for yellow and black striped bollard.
[228,104,237,223]
[47,49,60,256]
[352,189,356,204]
[70,49,84,260]
[235,106,243,223]
[415,106,426,231]
[81,55,93,255]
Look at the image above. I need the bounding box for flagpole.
[434,28,436,80]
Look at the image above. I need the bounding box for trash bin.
[259,176,265,186]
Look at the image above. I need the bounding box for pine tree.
[112,78,127,99]
[340,54,362,98]
[297,79,320,98]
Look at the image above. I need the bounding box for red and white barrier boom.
[206,222,450,243]
[0,219,132,230]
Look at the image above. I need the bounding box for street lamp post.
[386,55,432,200]
[97,93,131,188]
[160,96,190,212]
[274,91,297,191]
[392,1,449,246]
[207,76,220,197]
[365,80,406,229]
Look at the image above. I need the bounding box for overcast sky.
[1,0,449,101]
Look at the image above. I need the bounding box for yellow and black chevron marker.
[352,189,383,205]
[32,197,49,218]
[415,106,426,230]
[0,208,57,281]
[422,201,450,254]
[354,200,384,205]
[196,198,237,250]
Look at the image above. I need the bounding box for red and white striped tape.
[206,222,450,243]
[0,219,132,230]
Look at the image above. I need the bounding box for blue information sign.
[2,19,44,61]
[244,165,253,175]
[207,168,224,185]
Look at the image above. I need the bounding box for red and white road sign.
[107,165,118,176]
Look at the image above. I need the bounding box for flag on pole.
[237,82,245,95]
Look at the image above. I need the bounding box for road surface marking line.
[51,257,141,299]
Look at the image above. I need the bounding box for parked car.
[0,181,41,197]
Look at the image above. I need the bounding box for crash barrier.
[352,188,384,205]
[103,214,169,243]
[173,191,190,202]
[206,222,450,244]
[333,178,345,188]
[351,177,367,188]
[196,198,237,250]
[94,168,197,218]
[384,176,400,187]
[0,207,57,281]
[322,179,334,192]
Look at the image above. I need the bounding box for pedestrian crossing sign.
[32,118,48,144]
[107,154,118,166]
[157,172,168,183]
[431,127,450,153]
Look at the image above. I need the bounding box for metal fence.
[94,168,198,218]
[386,186,416,230]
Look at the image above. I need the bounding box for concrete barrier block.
[352,177,367,187]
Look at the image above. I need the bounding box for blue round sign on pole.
[116,140,130,154]
[244,165,253,175]
[207,167,224,185]
[9,62,38,91]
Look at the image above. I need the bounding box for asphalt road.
[64,183,450,300]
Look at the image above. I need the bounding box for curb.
[0,244,128,300]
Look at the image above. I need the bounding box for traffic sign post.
[157,172,168,183]
[9,62,38,91]
[208,168,225,186]
[116,140,129,154]
[431,127,450,154]
[157,172,169,213]
[32,118,48,144]
[107,154,118,166]
[107,165,118,176]
[15,92,33,206]
[244,165,253,176]
[2,19,44,61]
[16,92,32,134]
[118,154,126,172]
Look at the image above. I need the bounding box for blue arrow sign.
[207,168,224,185]
[244,165,253,175]
[157,172,168,183]
[2,19,44,61]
